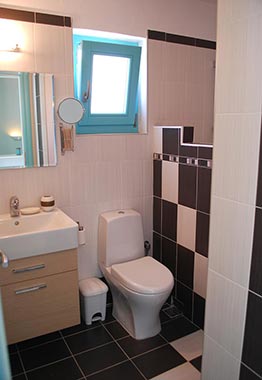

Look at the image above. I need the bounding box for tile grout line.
[16,336,63,353]
[21,356,72,375]
[84,359,130,379]
[59,330,86,380]
[16,349,30,380]
[102,323,148,380]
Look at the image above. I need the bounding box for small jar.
[40,195,55,212]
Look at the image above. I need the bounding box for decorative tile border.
[153,153,212,169]
[148,29,216,50]
[0,7,71,27]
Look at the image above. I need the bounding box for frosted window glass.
[90,54,130,114]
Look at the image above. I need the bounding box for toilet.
[98,209,174,340]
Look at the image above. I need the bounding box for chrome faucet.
[10,195,20,217]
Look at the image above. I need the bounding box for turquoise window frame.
[74,37,141,134]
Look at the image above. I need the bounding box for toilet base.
[107,274,171,340]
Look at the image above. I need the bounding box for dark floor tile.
[162,200,177,241]
[104,321,129,340]
[160,316,199,341]
[153,196,162,234]
[178,164,197,209]
[65,326,112,354]
[153,232,162,262]
[133,344,186,379]
[177,245,194,289]
[19,339,71,371]
[153,159,162,197]
[61,319,101,337]
[9,344,17,354]
[117,334,166,358]
[100,305,115,324]
[239,364,261,380]
[249,208,262,297]
[195,211,210,258]
[160,310,171,323]
[75,342,127,376]
[86,360,144,380]
[242,291,262,376]
[193,293,205,329]
[10,353,23,376]
[26,357,82,380]
[161,237,176,277]
[12,374,27,380]
[197,167,212,214]
[17,331,62,350]
[190,355,202,372]
[256,129,262,207]
[163,128,180,155]
[176,281,193,319]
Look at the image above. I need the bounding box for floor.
[9,305,203,380]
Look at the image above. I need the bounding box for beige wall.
[0,0,216,279]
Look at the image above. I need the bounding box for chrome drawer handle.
[15,283,47,295]
[12,264,45,274]
[0,249,9,268]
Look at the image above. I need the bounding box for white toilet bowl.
[102,256,174,339]
[98,209,174,340]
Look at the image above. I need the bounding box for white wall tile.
[95,162,122,203]
[121,160,143,200]
[162,161,178,204]
[202,336,241,380]
[177,205,196,251]
[209,196,255,287]
[215,9,262,114]
[98,135,126,162]
[152,127,163,154]
[212,113,261,205]
[125,134,150,161]
[205,270,248,360]
[34,24,65,74]
[194,253,208,299]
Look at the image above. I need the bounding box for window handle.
[82,80,90,103]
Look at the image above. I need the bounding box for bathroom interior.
[0,0,262,379]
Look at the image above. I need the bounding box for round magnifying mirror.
[57,97,85,124]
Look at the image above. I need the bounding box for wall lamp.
[0,43,21,53]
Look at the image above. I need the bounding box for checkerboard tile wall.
[153,126,212,329]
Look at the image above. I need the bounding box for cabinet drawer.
[0,249,77,286]
[2,270,80,344]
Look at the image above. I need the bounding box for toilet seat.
[111,256,174,295]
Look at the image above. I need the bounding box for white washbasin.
[0,208,78,260]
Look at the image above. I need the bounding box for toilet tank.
[98,209,144,268]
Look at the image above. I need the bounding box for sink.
[0,208,78,260]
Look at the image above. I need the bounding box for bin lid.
[79,277,108,296]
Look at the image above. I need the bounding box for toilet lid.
[111,256,174,294]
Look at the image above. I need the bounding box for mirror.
[0,71,57,169]
[57,97,84,124]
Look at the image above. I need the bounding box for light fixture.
[10,135,22,141]
[0,43,21,53]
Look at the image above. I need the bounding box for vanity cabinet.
[0,249,80,344]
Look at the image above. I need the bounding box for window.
[74,37,142,134]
